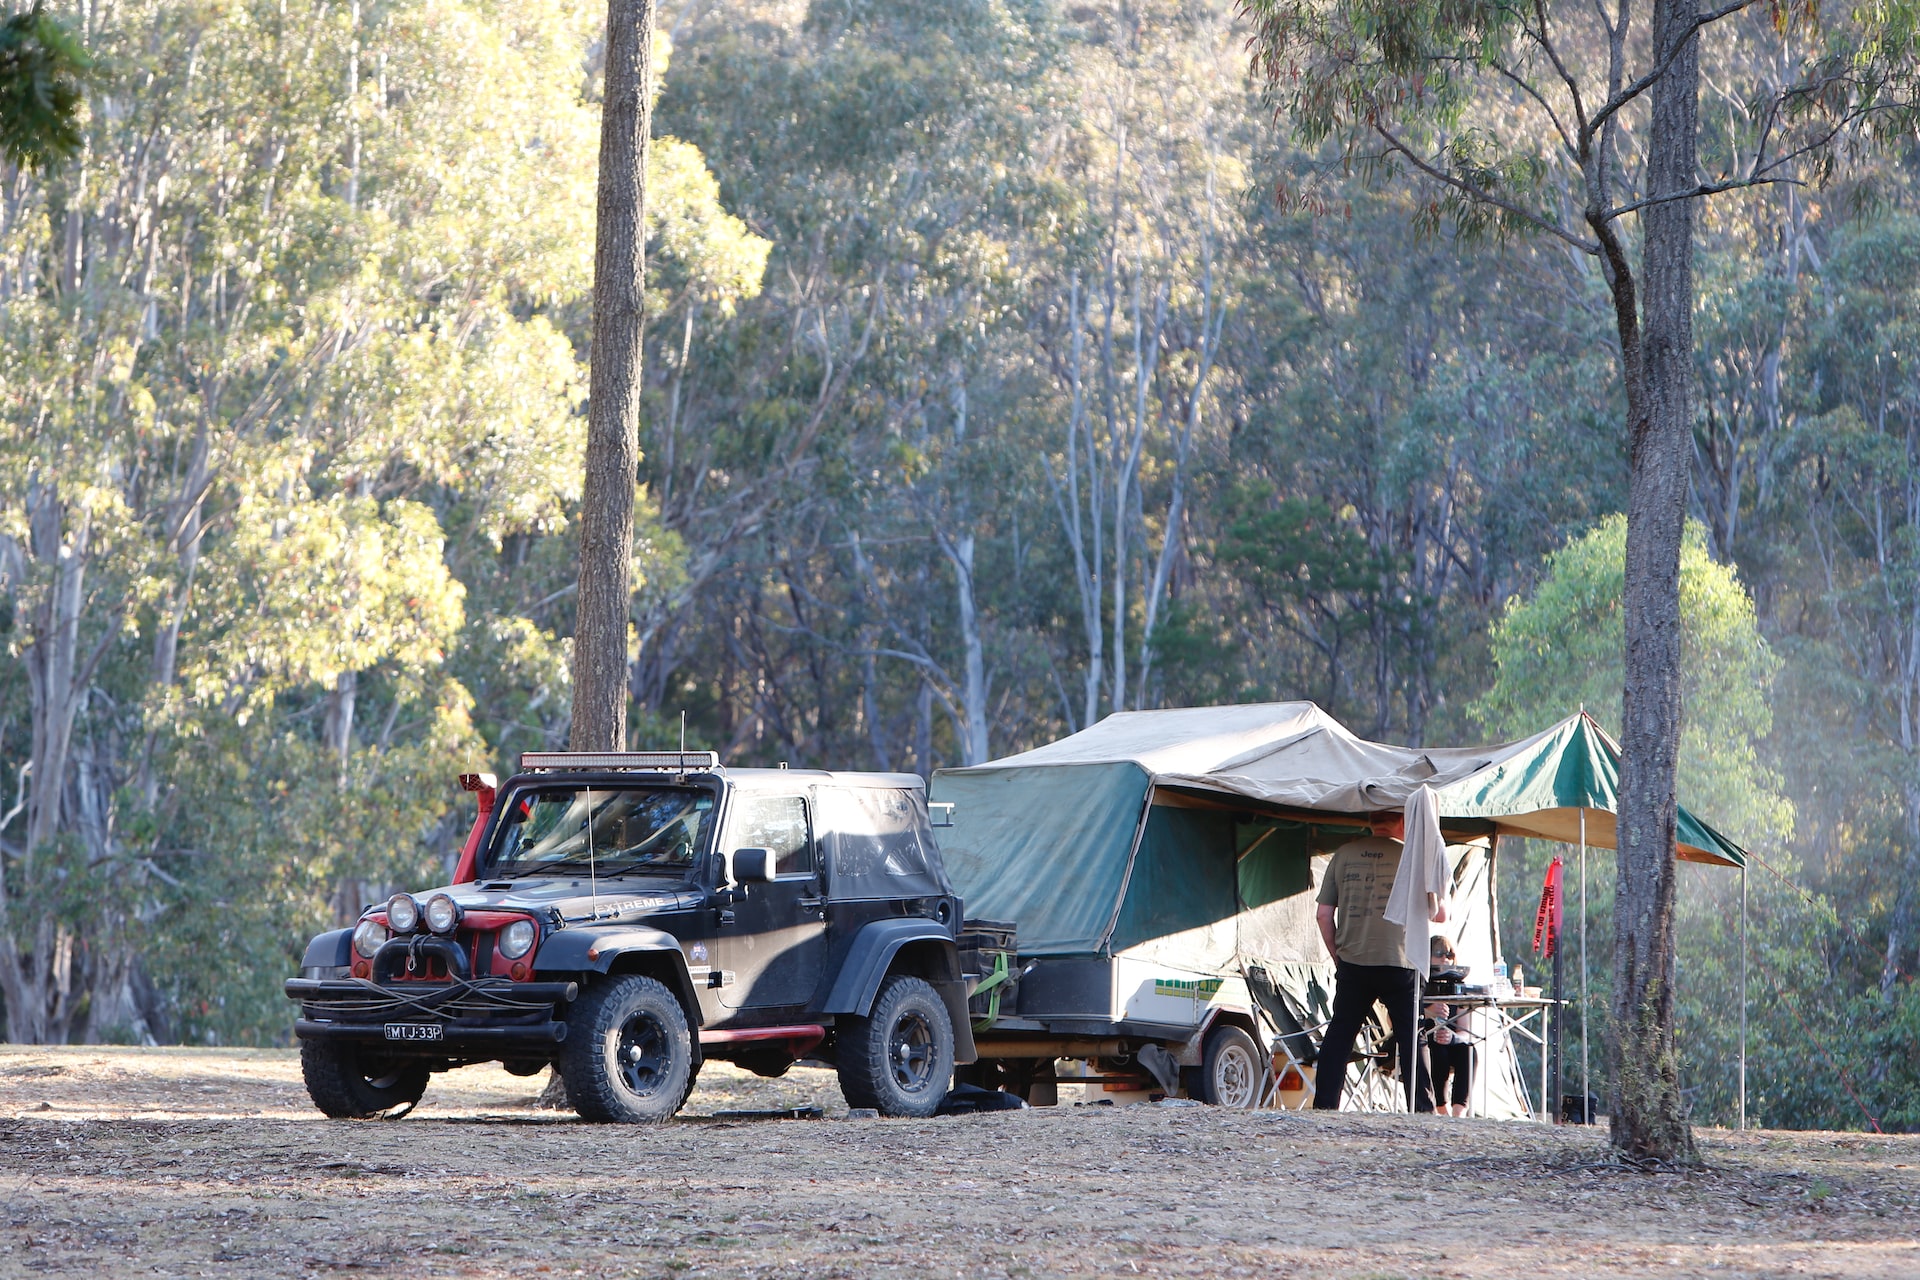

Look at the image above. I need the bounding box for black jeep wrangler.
[286,752,975,1122]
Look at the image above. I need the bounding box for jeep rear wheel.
[837,975,954,1118]
[559,974,694,1123]
[300,1040,430,1119]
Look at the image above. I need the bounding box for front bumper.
[286,976,578,1049]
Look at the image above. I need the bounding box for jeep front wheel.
[300,1040,430,1119]
[837,975,954,1118]
[559,974,694,1123]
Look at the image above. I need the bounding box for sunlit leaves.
[648,137,771,314]
[1474,514,1793,844]
[183,495,466,720]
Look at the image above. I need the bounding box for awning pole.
[1739,863,1749,1130]
[1579,807,1589,1120]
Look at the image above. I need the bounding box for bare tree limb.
[1369,120,1600,253]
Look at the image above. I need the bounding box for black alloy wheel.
[559,974,695,1123]
[888,1007,937,1094]
[836,974,955,1118]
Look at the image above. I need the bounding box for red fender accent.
[451,772,498,884]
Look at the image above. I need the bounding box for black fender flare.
[822,919,975,1064]
[301,928,353,971]
[535,926,706,1059]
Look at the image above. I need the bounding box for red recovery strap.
[1532,855,1563,960]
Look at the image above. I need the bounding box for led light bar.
[518,751,722,772]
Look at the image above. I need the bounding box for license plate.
[383,1023,443,1042]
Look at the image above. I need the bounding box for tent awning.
[950,702,1746,867]
[1155,708,1744,866]
[931,702,1748,957]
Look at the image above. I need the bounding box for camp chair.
[1244,962,1320,1109]
[1344,1002,1409,1113]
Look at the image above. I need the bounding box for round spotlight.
[424,893,461,935]
[352,918,389,960]
[386,893,420,934]
[498,918,537,960]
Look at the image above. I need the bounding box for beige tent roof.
[976,702,1744,866]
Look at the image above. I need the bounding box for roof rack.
[517,751,722,773]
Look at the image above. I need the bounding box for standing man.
[1312,811,1447,1111]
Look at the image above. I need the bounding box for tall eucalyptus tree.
[1243,0,1920,1157]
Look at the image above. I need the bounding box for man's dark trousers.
[1312,960,1427,1111]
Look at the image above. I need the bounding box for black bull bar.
[286,976,579,1049]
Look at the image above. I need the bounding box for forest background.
[3,0,1918,1132]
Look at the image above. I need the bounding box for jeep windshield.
[485,785,715,878]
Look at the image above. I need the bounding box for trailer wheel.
[1195,1024,1265,1109]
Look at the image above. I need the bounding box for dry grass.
[1,1045,1916,1278]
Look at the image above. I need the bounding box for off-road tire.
[1194,1024,1265,1109]
[559,974,694,1123]
[836,974,954,1118]
[300,1040,431,1119]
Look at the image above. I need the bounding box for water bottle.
[1492,961,1512,998]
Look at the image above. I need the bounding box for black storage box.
[1561,1092,1601,1124]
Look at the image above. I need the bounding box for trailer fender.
[1179,1006,1262,1067]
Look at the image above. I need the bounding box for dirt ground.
[1,1046,1916,1279]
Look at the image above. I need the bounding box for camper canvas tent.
[931,702,1746,1117]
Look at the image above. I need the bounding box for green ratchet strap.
[972,951,1011,1033]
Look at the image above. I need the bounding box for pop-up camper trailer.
[931,703,1744,1113]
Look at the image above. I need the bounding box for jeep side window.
[733,795,814,879]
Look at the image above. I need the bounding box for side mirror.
[731,847,775,884]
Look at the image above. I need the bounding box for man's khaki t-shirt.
[1316,836,1409,969]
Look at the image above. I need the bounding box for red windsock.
[1533,855,1564,959]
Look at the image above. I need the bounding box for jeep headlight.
[498,918,537,960]
[423,893,461,935]
[386,893,420,934]
[352,918,389,960]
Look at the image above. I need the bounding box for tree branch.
[1369,121,1599,254]
[1604,174,1803,219]
[1528,0,1591,144]
[1584,0,1763,144]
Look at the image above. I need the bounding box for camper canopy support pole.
[1740,863,1749,1130]
[1579,807,1589,1121]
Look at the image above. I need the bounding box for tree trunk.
[1609,0,1699,1164]
[1883,776,1920,992]
[943,532,989,765]
[322,670,357,766]
[0,484,96,1043]
[570,0,656,754]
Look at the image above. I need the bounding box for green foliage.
[0,0,762,1045]
[0,4,95,172]
[1475,514,1792,844]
